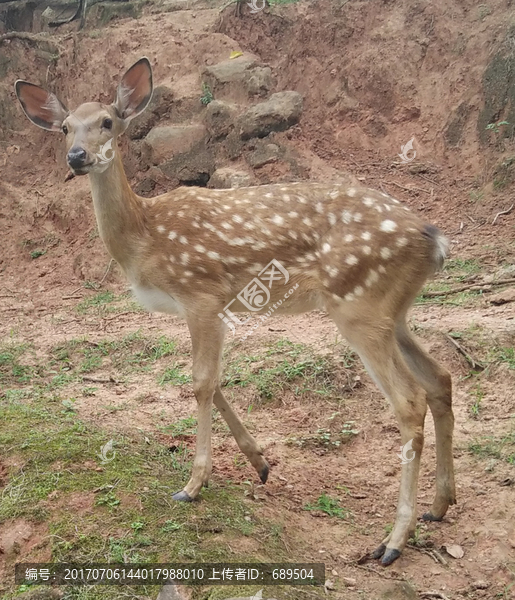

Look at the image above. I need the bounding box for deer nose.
[67,147,87,168]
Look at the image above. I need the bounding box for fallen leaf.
[230,51,243,59]
[443,544,464,558]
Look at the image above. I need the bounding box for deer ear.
[113,57,153,124]
[15,81,68,131]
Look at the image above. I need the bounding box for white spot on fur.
[179,236,188,244]
[354,212,363,222]
[328,213,337,226]
[168,231,177,241]
[380,247,392,259]
[347,188,357,197]
[180,252,190,265]
[344,292,355,301]
[346,254,358,265]
[329,189,339,199]
[303,217,312,227]
[380,220,398,233]
[194,244,206,253]
[378,264,387,273]
[344,234,354,243]
[207,251,220,260]
[341,210,353,224]
[232,215,244,224]
[157,225,166,234]
[363,196,375,207]
[365,270,379,287]
[288,211,299,218]
[222,222,233,230]
[396,237,408,247]
[322,243,331,253]
[361,231,371,241]
[354,285,364,296]
[362,245,371,255]
[272,215,284,226]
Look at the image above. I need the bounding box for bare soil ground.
[1,0,515,599]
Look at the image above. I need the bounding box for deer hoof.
[371,543,386,559]
[381,548,401,566]
[259,463,269,484]
[422,512,443,522]
[172,490,194,502]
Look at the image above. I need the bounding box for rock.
[238,92,303,140]
[168,72,207,124]
[490,287,515,305]
[472,581,490,590]
[202,54,272,100]
[443,543,464,559]
[381,582,418,600]
[203,100,239,138]
[144,124,207,164]
[223,130,245,160]
[90,1,142,26]
[245,66,273,97]
[208,167,255,189]
[160,141,215,186]
[248,143,281,168]
[127,85,175,140]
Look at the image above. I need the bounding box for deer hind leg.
[172,313,225,502]
[328,308,427,565]
[213,385,270,483]
[395,321,456,521]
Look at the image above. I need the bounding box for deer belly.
[132,285,185,317]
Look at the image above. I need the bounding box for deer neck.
[88,149,147,270]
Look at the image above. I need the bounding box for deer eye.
[62,125,68,135]
[102,118,113,130]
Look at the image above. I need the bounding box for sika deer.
[15,58,456,565]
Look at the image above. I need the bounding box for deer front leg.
[213,386,270,483]
[172,314,225,502]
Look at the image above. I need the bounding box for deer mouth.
[70,163,94,176]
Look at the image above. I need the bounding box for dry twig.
[421,278,515,298]
[445,334,485,371]
[492,203,514,225]
[385,180,432,195]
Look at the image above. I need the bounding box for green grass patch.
[48,331,181,382]
[490,346,515,369]
[76,290,146,316]
[468,429,515,465]
[0,386,294,599]
[304,493,350,519]
[160,415,197,436]
[223,339,339,401]
[159,366,191,386]
[469,383,485,419]
[76,290,117,313]
[444,257,482,281]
